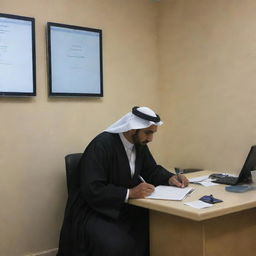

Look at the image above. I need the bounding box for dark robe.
[57,132,174,256]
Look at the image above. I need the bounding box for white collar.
[119,133,134,151]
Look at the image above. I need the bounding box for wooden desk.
[129,171,256,256]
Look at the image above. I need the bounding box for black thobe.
[57,132,174,256]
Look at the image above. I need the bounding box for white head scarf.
[105,106,163,133]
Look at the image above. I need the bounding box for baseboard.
[25,248,57,256]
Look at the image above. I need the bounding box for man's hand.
[169,174,189,188]
[129,183,155,199]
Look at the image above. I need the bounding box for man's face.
[132,125,158,145]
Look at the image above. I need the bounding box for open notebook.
[145,185,194,201]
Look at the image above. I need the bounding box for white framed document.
[47,22,103,97]
[0,13,36,96]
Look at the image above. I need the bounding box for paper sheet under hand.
[145,185,194,201]
[184,200,213,209]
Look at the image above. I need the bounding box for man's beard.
[132,134,149,145]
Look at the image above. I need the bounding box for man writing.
[57,106,189,256]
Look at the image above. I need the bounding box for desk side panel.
[204,208,256,256]
[150,210,204,256]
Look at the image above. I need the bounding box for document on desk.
[145,186,194,201]
[184,200,213,209]
[189,175,219,187]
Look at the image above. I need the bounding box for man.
[57,106,188,256]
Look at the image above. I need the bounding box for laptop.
[212,145,256,185]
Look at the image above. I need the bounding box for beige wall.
[0,0,160,255]
[158,0,256,172]
[1,0,256,255]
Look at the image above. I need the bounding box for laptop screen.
[238,145,256,183]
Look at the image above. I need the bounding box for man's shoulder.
[92,132,119,145]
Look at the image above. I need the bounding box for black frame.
[47,22,103,97]
[0,13,36,96]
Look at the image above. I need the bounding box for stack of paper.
[145,185,194,201]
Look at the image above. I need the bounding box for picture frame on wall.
[47,22,103,97]
[0,13,36,96]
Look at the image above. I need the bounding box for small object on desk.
[251,170,256,183]
[183,168,203,173]
[174,168,203,173]
[225,185,254,193]
[199,194,223,204]
[208,173,228,179]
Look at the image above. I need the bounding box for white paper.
[199,181,219,187]
[184,200,213,209]
[189,175,219,187]
[145,185,194,201]
[189,175,210,183]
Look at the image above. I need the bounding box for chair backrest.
[65,153,83,194]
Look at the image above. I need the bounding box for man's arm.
[140,145,188,187]
[79,140,127,220]
[140,145,174,186]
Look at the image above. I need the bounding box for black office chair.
[65,153,83,194]
[56,153,83,256]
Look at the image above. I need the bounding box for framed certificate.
[0,13,36,96]
[47,22,103,97]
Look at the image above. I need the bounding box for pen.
[175,168,182,182]
[139,175,146,183]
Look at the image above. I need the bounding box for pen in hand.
[175,168,184,186]
[129,175,154,199]
[139,175,146,183]
[170,168,188,187]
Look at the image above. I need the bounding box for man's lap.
[83,210,149,256]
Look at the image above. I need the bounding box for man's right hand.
[129,183,155,199]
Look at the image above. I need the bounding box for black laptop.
[212,145,256,185]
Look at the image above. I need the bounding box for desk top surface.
[129,171,256,221]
